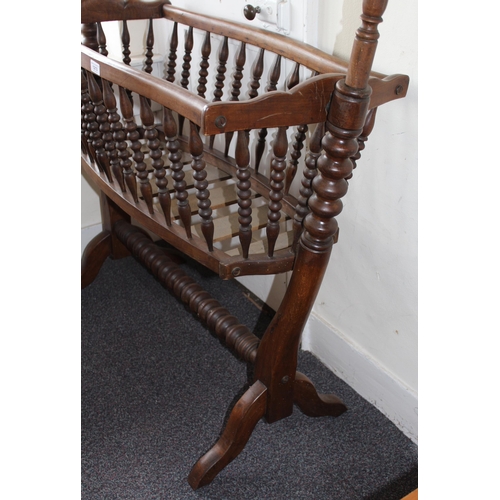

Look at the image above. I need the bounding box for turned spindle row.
[83,71,211,248]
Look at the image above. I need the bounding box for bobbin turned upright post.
[187,0,391,489]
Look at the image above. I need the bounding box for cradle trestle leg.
[187,371,346,489]
[188,380,267,489]
[110,220,347,489]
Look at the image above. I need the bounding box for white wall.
[81,0,418,440]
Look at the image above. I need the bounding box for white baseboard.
[301,312,418,444]
[81,224,103,256]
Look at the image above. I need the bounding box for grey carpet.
[82,247,417,499]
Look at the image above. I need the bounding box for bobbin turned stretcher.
[81,0,408,489]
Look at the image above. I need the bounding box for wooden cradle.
[81,0,409,489]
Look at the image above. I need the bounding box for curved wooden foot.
[293,371,347,418]
[188,381,267,489]
[81,231,111,289]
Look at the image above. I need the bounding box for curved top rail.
[81,45,208,125]
[81,44,408,135]
[202,73,409,135]
[163,5,348,76]
[162,5,386,79]
[202,74,343,135]
[82,0,171,24]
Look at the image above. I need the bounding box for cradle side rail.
[81,46,347,135]
[80,33,406,135]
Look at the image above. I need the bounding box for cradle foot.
[81,231,111,289]
[293,371,347,418]
[188,380,267,489]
